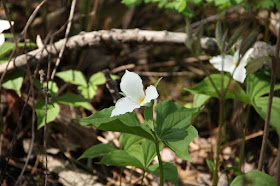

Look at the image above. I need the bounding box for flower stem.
[213,94,224,186]
[140,170,146,186]
[239,105,251,170]
[119,166,123,186]
[152,131,163,186]
[258,75,276,170]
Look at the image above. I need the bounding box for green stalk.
[213,94,224,186]
[212,51,225,186]
[239,105,251,170]
[153,131,164,186]
[119,166,123,186]
[140,170,146,186]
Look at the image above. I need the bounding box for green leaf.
[193,93,211,107]
[155,100,200,160]
[253,96,280,136]
[120,133,144,150]
[76,107,154,141]
[246,56,271,75]
[144,106,154,130]
[89,72,118,86]
[56,70,87,87]
[185,74,250,104]
[246,72,280,135]
[78,144,117,160]
[0,42,36,58]
[35,101,60,129]
[215,21,223,51]
[2,70,24,97]
[99,150,145,169]
[120,133,163,168]
[206,159,215,173]
[246,72,280,99]
[230,170,275,186]
[44,81,59,96]
[121,0,143,6]
[240,30,258,57]
[148,162,178,186]
[154,77,163,88]
[56,93,91,111]
[226,26,243,52]
[78,85,97,100]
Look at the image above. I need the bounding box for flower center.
[138,96,145,104]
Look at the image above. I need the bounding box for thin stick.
[51,0,77,79]
[0,88,32,184]
[19,0,48,41]
[0,29,217,74]
[258,23,280,171]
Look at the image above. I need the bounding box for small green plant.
[34,70,118,129]
[76,70,201,185]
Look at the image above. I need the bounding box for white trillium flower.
[209,48,254,83]
[0,20,13,46]
[111,70,159,117]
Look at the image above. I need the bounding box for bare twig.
[134,71,194,77]
[19,0,48,41]
[51,0,77,79]
[0,88,32,184]
[0,29,218,74]
[103,69,121,103]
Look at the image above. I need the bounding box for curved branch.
[0,29,218,73]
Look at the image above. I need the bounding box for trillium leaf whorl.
[111,70,159,117]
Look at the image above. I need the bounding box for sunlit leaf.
[99,150,145,169]
[185,74,250,104]
[76,107,154,141]
[148,162,178,186]
[193,93,211,107]
[56,93,91,111]
[155,100,200,160]
[230,170,275,186]
[35,101,60,129]
[2,70,24,97]
[78,144,117,160]
[56,70,87,87]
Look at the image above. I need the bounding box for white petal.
[0,20,11,33]
[141,85,159,106]
[0,34,4,46]
[120,70,145,103]
[233,49,240,63]
[111,97,140,117]
[210,55,234,72]
[232,65,246,83]
[240,48,254,66]
[36,35,44,49]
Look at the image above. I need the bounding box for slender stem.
[239,105,251,170]
[276,137,280,186]
[213,52,225,186]
[119,166,123,186]
[258,75,276,170]
[258,24,280,170]
[196,57,220,97]
[213,91,224,186]
[153,131,163,186]
[140,170,146,186]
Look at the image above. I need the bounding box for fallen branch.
[0,29,218,73]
